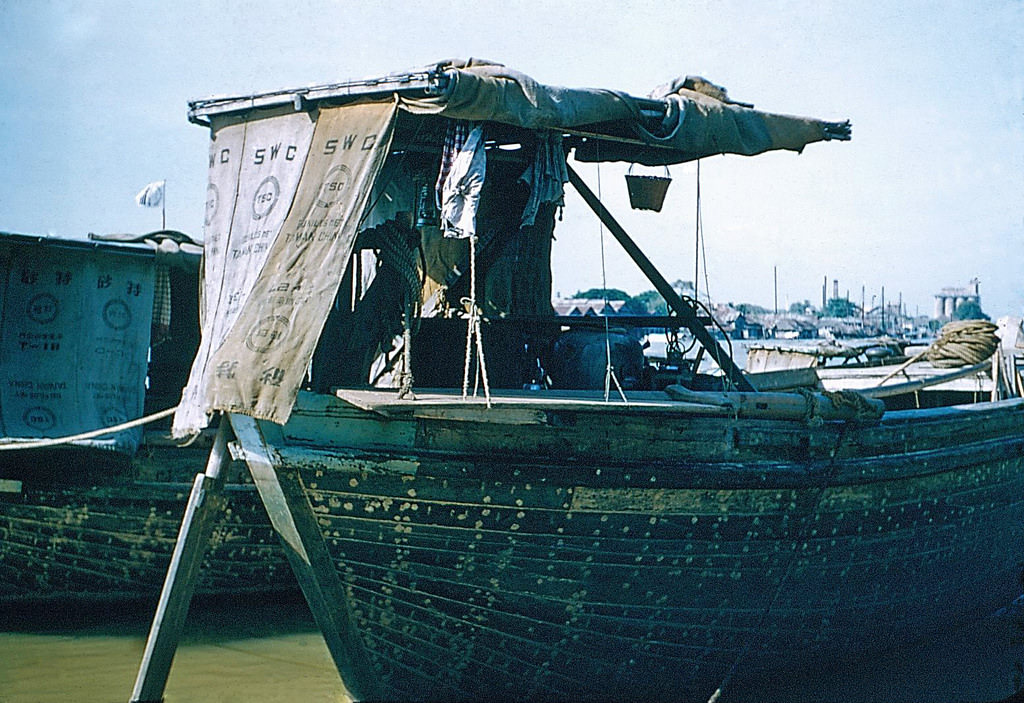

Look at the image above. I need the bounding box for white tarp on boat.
[173,100,398,436]
[0,241,154,453]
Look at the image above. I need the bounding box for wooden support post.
[1014,354,1024,398]
[566,164,754,391]
[130,421,231,703]
[992,348,1001,403]
[1004,352,1021,399]
[228,413,381,701]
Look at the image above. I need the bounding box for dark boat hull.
[250,390,1024,700]
[0,442,291,605]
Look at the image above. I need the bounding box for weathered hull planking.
[0,445,291,604]
[238,390,1024,700]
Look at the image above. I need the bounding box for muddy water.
[0,594,1021,703]
[0,595,348,703]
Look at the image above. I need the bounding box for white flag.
[135,180,165,208]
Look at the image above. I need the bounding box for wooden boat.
[0,231,289,605]
[130,61,1024,702]
[747,320,1022,410]
[257,386,1024,701]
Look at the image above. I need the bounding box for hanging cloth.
[151,264,172,345]
[435,121,486,238]
[519,132,568,227]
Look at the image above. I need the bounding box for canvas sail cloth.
[173,100,398,436]
[401,59,849,165]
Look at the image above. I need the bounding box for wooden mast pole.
[566,164,754,392]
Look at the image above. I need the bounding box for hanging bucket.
[625,164,672,212]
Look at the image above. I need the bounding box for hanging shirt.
[435,121,486,238]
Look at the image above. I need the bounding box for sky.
[1,0,1021,318]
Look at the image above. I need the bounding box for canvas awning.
[189,59,850,165]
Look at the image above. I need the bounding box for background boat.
[0,230,291,605]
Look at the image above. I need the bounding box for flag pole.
[162,182,166,230]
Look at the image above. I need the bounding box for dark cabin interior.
[308,112,649,396]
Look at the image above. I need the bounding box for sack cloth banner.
[174,110,316,434]
[0,242,154,454]
[174,100,398,436]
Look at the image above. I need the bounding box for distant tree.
[629,290,668,315]
[953,300,989,321]
[736,303,769,315]
[789,300,813,314]
[574,288,631,301]
[824,297,858,318]
[671,279,696,297]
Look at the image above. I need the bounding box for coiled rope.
[0,406,178,451]
[923,319,999,368]
[376,221,423,313]
[877,319,999,386]
[377,220,422,399]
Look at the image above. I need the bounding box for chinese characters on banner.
[173,100,398,436]
[0,243,154,454]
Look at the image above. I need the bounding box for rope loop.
[823,389,886,422]
[461,235,491,406]
[796,387,823,426]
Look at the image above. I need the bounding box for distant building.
[711,304,765,339]
[817,316,867,339]
[765,315,818,340]
[934,278,980,320]
[552,298,633,316]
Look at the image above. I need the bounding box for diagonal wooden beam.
[228,413,381,701]
[565,164,753,391]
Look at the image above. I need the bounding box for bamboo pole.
[859,361,991,399]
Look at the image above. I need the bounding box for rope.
[594,157,627,404]
[399,312,415,400]
[923,319,999,368]
[686,162,738,392]
[823,389,886,422]
[694,160,710,306]
[678,292,737,391]
[461,234,491,406]
[0,406,178,451]
[707,421,852,703]
[876,319,999,386]
[797,387,823,426]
